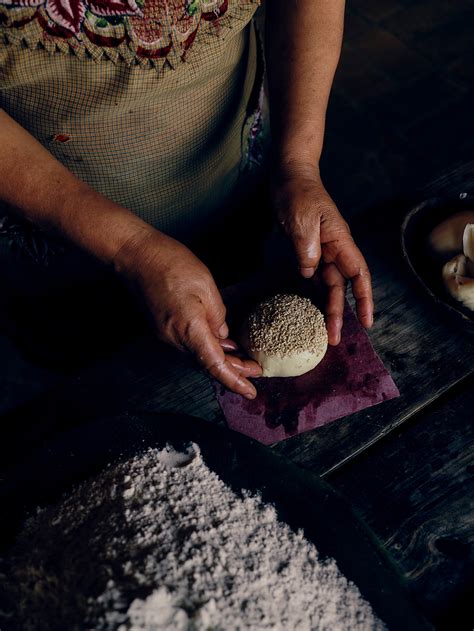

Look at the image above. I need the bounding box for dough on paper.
[241,294,328,378]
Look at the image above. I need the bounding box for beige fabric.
[0,0,264,242]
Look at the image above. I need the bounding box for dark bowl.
[401,195,474,329]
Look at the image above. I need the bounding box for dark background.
[324,0,474,218]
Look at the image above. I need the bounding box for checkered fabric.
[0,0,264,242]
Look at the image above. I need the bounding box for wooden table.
[2,163,474,630]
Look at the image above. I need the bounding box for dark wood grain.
[326,376,474,630]
[421,159,474,199]
[0,337,222,469]
[3,246,471,477]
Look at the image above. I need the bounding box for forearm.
[265,0,345,170]
[0,115,262,396]
[0,109,154,266]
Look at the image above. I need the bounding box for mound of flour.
[0,444,385,630]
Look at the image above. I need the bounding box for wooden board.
[421,159,474,199]
[2,195,473,478]
[326,376,474,630]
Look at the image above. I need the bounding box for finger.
[184,318,257,398]
[220,339,262,372]
[219,339,263,376]
[321,263,346,345]
[227,355,262,378]
[219,338,239,352]
[352,273,374,328]
[289,219,322,278]
[326,237,374,329]
[205,283,229,339]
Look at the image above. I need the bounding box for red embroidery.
[0,0,231,59]
[201,0,227,20]
[50,133,72,142]
[82,22,127,46]
[0,10,36,27]
[11,0,140,35]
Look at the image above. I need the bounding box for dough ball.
[241,293,328,378]
[428,211,474,258]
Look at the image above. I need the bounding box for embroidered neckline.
[0,0,258,68]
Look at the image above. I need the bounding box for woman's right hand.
[114,228,261,399]
[0,111,261,396]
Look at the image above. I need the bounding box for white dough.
[241,294,328,378]
[248,346,328,378]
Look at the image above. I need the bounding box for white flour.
[0,444,385,630]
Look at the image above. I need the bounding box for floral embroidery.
[0,0,237,62]
[9,0,141,36]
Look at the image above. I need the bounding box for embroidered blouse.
[0,0,266,242]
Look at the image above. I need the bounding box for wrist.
[112,223,166,278]
[270,121,324,175]
[271,156,322,182]
[56,184,156,268]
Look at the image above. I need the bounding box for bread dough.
[428,211,474,258]
[241,294,328,378]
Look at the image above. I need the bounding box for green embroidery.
[186,0,199,16]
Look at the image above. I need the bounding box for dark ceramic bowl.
[401,194,474,328]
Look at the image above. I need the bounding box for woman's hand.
[114,228,261,398]
[271,163,374,345]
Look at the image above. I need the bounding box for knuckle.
[155,311,179,340]
[179,314,202,341]
[358,265,371,279]
[207,358,243,392]
[328,212,350,233]
[214,303,227,322]
[207,357,227,375]
[155,323,186,352]
[321,262,335,277]
[315,200,336,216]
[288,200,320,223]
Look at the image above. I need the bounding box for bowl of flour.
[0,412,430,630]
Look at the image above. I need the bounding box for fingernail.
[300,267,314,278]
[220,339,238,351]
[363,314,373,328]
[218,323,229,339]
[244,391,256,400]
[328,326,341,346]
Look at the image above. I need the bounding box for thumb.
[290,219,321,278]
[205,282,229,339]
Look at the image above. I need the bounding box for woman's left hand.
[270,163,374,346]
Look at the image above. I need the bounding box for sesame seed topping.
[247,294,328,357]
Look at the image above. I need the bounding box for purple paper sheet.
[214,292,399,446]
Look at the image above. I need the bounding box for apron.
[0,0,268,247]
